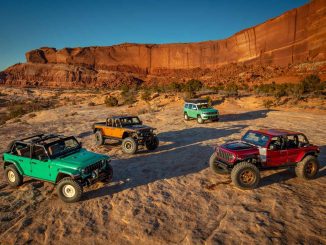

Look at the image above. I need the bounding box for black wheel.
[4,165,23,187]
[295,155,319,180]
[95,130,104,146]
[197,115,204,124]
[57,177,83,203]
[184,113,189,121]
[103,164,113,182]
[122,137,138,154]
[146,136,159,151]
[231,162,260,190]
[209,152,228,175]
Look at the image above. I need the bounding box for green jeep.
[2,134,113,203]
[184,99,219,124]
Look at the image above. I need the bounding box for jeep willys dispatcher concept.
[209,129,320,189]
[93,116,159,154]
[184,99,219,124]
[2,134,113,203]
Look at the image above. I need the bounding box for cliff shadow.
[83,125,248,201]
[221,109,274,122]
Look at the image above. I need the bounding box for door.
[266,136,288,166]
[189,104,198,118]
[30,145,51,181]
[12,142,32,175]
[286,134,307,163]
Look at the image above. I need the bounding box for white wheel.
[7,170,16,183]
[62,184,76,198]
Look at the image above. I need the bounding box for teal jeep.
[184,99,219,124]
[2,134,113,203]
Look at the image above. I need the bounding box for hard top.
[15,134,72,146]
[185,98,208,104]
[252,129,304,137]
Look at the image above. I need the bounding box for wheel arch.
[298,151,318,162]
[4,161,23,175]
[55,170,79,183]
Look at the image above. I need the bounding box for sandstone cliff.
[1,0,325,88]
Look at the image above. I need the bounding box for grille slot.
[84,161,104,174]
[217,148,234,162]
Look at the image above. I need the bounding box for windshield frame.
[45,136,81,159]
[241,130,271,148]
[120,117,142,126]
[196,103,210,110]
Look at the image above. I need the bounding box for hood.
[200,108,218,113]
[52,148,109,169]
[220,141,259,159]
[222,141,257,151]
[124,124,153,131]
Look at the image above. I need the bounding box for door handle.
[31,161,37,164]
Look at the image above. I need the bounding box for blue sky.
[0,0,308,71]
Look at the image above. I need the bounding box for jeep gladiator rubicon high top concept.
[209,129,320,189]
[2,134,113,203]
[93,116,159,154]
[184,99,219,124]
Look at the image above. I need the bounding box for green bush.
[225,82,239,96]
[184,79,203,92]
[262,99,274,109]
[105,96,119,107]
[205,96,213,107]
[141,89,152,101]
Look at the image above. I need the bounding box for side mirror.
[269,144,277,150]
[140,121,143,124]
[79,142,83,148]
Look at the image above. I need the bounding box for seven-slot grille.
[216,148,234,162]
[205,112,217,115]
[84,161,104,174]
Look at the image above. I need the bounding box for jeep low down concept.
[209,129,320,189]
[184,99,219,124]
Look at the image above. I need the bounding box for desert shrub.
[141,89,152,101]
[205,96,213,107]
[225,82,239,96]
[88,102,96,106]
[184,79,203,92]
[300,74,324,94]
[8,105,28,118]
[262,99,274,109]
[169,82,183,92]
[105,96,119,107]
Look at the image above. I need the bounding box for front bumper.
[81,167,113,186]
[202,114,219,120]
[215,159,232,173]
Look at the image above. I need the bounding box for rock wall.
[25,0,326,73]
[1,0,325,88]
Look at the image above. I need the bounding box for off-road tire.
[209,152,228,175]
[231,162,260,190]
[103,164,113,182]
[197,115,204,124]
[146,136,159,151]
[4,165,23,187]
[95,130,104,146]
[184,113,189,121]
[122,137,138,154]
[57,177,83,203]
[295,155,319,180]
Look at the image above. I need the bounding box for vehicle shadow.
[222,109,274,122]
[259,145,326,188]
[83,125,248,201]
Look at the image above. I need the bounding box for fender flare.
[4,161,24,175]
[55,169,81,183]
[298,151,317,162]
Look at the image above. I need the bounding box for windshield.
[242,131,270,147]
[197,104,210,109]
[46,137,80,158]
[120,117,141,126]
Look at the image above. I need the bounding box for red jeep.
[209,129,320,189]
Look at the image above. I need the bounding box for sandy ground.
[0,89,325,244]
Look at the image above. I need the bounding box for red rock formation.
[1,0,325,88]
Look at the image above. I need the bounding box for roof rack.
[185,98,208,104]
[20,134,65,144]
